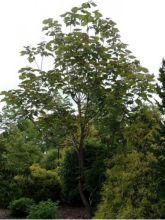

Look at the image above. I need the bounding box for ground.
[60,206,90,219]
[0,206,91,219]
[0,209,11,219]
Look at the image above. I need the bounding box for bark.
[78,179,93,217]
[77,148,93,218]
[75,95,93,217]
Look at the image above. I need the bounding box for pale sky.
[0,0,165,92]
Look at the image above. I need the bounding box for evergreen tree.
[95,107,165,219]
[157,58,165,114]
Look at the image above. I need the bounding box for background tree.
[157,58,165,114]
[156,58,165,216]
[3,119,42,174]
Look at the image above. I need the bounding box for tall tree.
[156,58,165,215]
[1,1,154,216]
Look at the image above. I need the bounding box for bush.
[59,147,80,204]
[59,142,107,205]
[0,139,22,208]
[95,152,165,219]
[14,164,61,202]
[0,176,22,208]
[27,200,59,219]
[9,197,35,217]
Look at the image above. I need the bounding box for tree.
[155,58,165,216]
[1,1,154,216]
[157,58,165,114]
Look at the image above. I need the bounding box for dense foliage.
[60,142,107,205]
[0,1,164,219]
[14,164,61,202]
[9,197,35,217]
[27,200,59,219]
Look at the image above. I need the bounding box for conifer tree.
[157,58,165,114]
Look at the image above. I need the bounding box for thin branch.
[71,132,79,151]
[40,55,44,71]
[34,58,40,70]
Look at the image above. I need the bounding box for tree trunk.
[77,147,93,218]
[76,99,93,217]
[78,179,93,217]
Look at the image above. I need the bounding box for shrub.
[27,199,59,219]
[14,164,61,202]
[95,152,165,219]
[9,197,35,217]
[0,139,22,208]
[59,147,80,204]
[0,177,22,208]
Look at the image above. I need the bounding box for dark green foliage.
[60,147,80,204]
[27,200,59,219]
[156,59,165,208]
[9,197,35,217]
[15,164,61,202]
[157,58,165,113]
[84,142,108,205]
[0,135,22,208]
[0,179,22,208]
[59,142,107,206]
[156,134,165,214]
[41,149,60,170]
